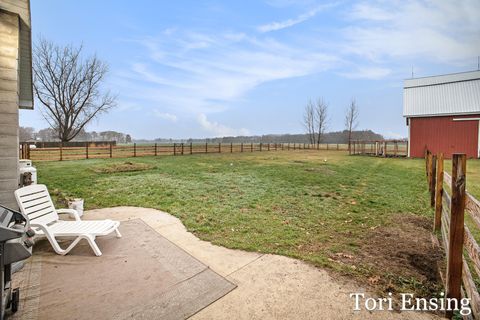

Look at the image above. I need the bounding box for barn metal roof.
[403,70,480,117]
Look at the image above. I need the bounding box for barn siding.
[0,9,19,208]
[409,114,479,159]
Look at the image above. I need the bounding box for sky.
[20,0,480,140]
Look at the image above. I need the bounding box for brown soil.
[91,161,154,173]
[331,213,445,297]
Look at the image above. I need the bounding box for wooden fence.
[426,151,480,319]
[350,140,408,157]
[20,142,350,161]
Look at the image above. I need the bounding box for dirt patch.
[91,161,154,173]
[332,213,444,297]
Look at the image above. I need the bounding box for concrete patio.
[77,206,439,320]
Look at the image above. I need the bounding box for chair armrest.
[56,208,82,221]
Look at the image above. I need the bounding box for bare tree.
[19,126,35,142]
[303,100,316,144]
[315,98,328,145]
[37,128,58,141]
[33,38,116,142]
[345,98,359,151]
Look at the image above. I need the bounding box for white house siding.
[0,0,33,109]
[0,9,20,208]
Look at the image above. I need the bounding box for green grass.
[442,158,480,198]
[35,150,450,293]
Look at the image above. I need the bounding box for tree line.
[19,127,131,144]
[128,130,383,144]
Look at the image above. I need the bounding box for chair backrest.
[14,184,59,225]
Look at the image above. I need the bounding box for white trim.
[407,118,411,158]
[478,120,480,159]
[404,111,480,118]
[453,118,480,121]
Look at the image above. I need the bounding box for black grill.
[0,204,35,320]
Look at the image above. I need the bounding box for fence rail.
[20,142,350,161]
[426,151,480,319]
[350,140,408,157]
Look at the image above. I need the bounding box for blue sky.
[20,0,480,139]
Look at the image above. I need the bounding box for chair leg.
[115,228,122,238]
[85,235,102,256]
[44,232,102,256]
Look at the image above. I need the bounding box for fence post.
[205,142,208,153]
[446,153,467,318]
[251,143,253,152]
[134,143,137,157]
[181,143,184,155]
[434,153,444,231]
[110,142,113,158]
[426,152,433,189]
[425,150,430,179]
[268,143,270,151]
[294,143,296,150]
[190,142,193,155]
[231,142,233,153]
[260,143,262,151]
[429,154,437,207]
[86,142,89,159]
[60,143,63,161]
[383,141,387,157]
[241,143,243,152]
[154,143,157,156]
[219,143,221,153]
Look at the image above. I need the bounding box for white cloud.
[384,131,405,139]
[258,4,336,32]
[121,31,339,117]
[339,66,391,80]
[348,3,394,21]
[198,114,249,137]
[343,1,480,63]
[153,110,177,122]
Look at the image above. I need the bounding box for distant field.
[34,150,480,297]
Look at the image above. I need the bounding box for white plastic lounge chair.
[14,184,121,256]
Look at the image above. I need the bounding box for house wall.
[0,10,20,208]
[0,0,33,109]
[409,114,480,159]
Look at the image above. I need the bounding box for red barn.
[404,71,480,158]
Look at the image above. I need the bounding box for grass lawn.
[35,150,476,296]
